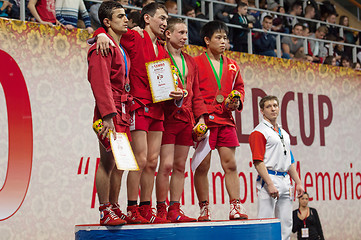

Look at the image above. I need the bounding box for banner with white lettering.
[0,18,360,239]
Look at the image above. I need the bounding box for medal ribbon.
[168,51,185,86]
[119,44,128,78]
[205,52,223,90]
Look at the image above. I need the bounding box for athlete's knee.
[134,150,147,169]
[221,158,237,172]
[146,157,159,172]
[158,162,173,176]
[173,160,186,174]
[99,160,115,175]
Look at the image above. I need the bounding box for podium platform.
[75,219,281,240]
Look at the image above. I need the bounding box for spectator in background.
[293,192,325,240]
[214,0,236,24]
[284,1,302,33]
[302,25,310,37]
[183,4,202,46]
[0,0,12,17]
[56,0,94,34]
[339,15,358,58]
[324,12,338,39]
[7,0,32,20]
[308,26,328,63]
[320,0,336,21]
[231,1,253,52]
[127,10,140,28]
[253,15,290,59]
[195,4,207,20]
[272,6,287,33]
[281,23,304,60]
[89,0,104,29]
[260,0,278,24]
[299,4,317,33]
[323,55,337,66]
[339,15,357,45]
[89,0,129,29]
[28,0,60,26]
[164,0,177,15]
[333,36,346,66]
[341,55,352,68]
[248,1,261,29]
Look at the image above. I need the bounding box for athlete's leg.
[169,145,190,201]
[128,130,148,201]
[217,146,240,200]
[109,168,124,203]
[96,143,116,204]
[156,144,175,202]
[140,130,163,202]
[194,151,212,202]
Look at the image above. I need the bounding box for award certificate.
[146,59,177,103]
[109,131,139,171]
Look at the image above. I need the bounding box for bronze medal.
[183,89,188,97]
[216,94,224,103]
[125,83,131,92]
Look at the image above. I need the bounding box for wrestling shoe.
[139,204,171,223]
[126,205,149,224]
[229,199,248,220]
[167,203,197,223]
[156,202,168,220]
[99,203,126,226]
[198,201,211,221]
[111,203,128,224]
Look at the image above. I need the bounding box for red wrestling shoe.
[229,199,248,220]
[156,202,168,220]
[126,205,149,224]
[99,203,126,226]
[139,204,170,223]
[198,201,211,221]
[167,203,197,223]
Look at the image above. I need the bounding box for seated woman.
[292,192,325,240]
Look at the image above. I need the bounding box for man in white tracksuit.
[249,95,304,240]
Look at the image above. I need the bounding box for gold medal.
[216,94,224,103]
[183,89,188,97]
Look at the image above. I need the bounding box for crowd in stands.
[1,0,361,69]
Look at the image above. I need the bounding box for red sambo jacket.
[194,52,245,128]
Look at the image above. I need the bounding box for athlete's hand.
[193,121,207,142]
[225,97,240,111]
[99,116,116,140]
[169,87,184,101]
[267,183,279,199]
[295,184,305,198]
[97,35,110,57]
[132,26,144,38]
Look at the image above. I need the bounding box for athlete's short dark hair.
[98,1,123,30]
[200,20,228,47]
[139,2,168,29]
